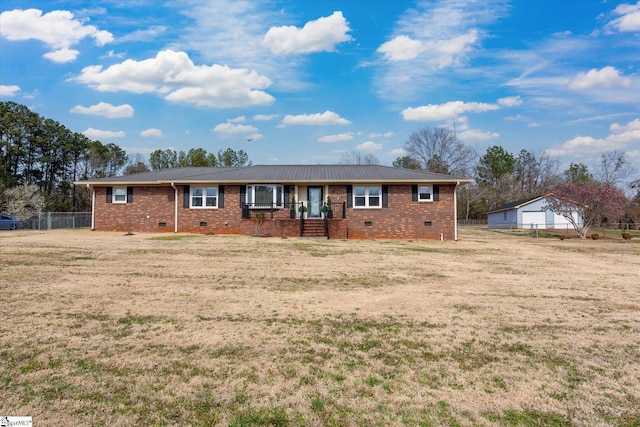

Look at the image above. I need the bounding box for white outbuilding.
[487,194,582,230]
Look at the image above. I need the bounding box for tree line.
[393,126,640,231]
[0,102,251,217]
[2,102,638,231]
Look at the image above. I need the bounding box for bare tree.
[339,151,380,165]
[404,127,477,176]
[514,149,561,198]
[456,182,487,220]
[597,151,633,186]
[392,156,422,170]
[123,153,150,175]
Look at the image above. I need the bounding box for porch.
[240,201,347,238]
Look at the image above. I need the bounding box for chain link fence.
[20,212,92,230]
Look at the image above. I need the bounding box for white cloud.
[610,118,640,134]
[377,35,424,61]
[140,128,164,138]
[498,96,523,107]
[401,101,499,121]
[82,128,125,140]
[568,66,632,90]
[606,1,640,32]
[213,122,258,134]
[119,26,168,43]
[430,30,478,67]
[176,1,307,92]
[546,118,640,157]
[528,122,540,128]
[228,116,247,123]
[356,141,383,151]
[388,148,407,156]
[373,2,507,102]
[458,129,499,142]
[70,102,134,118]
[263,11,352,55]
[101,50,126,60]
[0,8,113,63]
[318,133,354,143]
[281,111,351,126]
[75,49,274,108]
[377,30,478,66]
[253,114,278,121]
[368,132,394,138]
[0,85,20,97]
[43,48,80,63]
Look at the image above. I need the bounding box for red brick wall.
[93,183,457,240]
[240,218,299,237]
[336,184,457,240]
[178,185,243,234]
[94,186,175,232]
[93,185,244,234]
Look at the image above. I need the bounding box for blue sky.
[1,0,639,172]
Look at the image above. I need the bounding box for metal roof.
[75,165,473,186]
[486,193,552,214]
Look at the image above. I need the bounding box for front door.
[308,187,323,218]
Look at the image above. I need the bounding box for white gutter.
[454,181,460,241]
[87,184,95,230]
[171,182,178,233]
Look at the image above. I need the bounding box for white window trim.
[246,184,284,209]
[417,184,433,202]
[113,187,127,204]
[353,185,382,209]
[190,186,218,209]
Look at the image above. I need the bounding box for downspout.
[171,182,178,233]
[86,184,95,231]
[454,181,460,241]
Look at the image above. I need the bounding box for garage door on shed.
[521,211,546,228]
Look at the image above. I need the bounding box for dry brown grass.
[0,227,639,426]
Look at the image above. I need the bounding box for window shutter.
[433,185,440,201]
[183,185,190,208]
[240,185,246,207]
[218,185,224,208]
[284,186,290,206]
[382,185,388,208]
[127,187,133,203]
[106,187,112,203]
[412,185,418,202]
[346,185,352,208]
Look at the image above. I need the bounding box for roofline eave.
[75,178,473,186]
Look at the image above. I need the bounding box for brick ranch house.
[75,165,472,240]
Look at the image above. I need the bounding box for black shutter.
[346,185,353,208]
[284,186,290,207]
[433,185,440,201]
[183,185,190,208]
[218,185,224,208]
[240,185,246,207]
[106,187,113,203]
[127,187,133,203]
[412,185,418,202]
[382,185,388,208]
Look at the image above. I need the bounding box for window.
[191,186,218,208]
[353,186,381,208]
[246,185,284,208]
[418,185,433,202]
[113,187,127,203]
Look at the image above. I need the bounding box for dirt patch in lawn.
[1,227,639,426]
